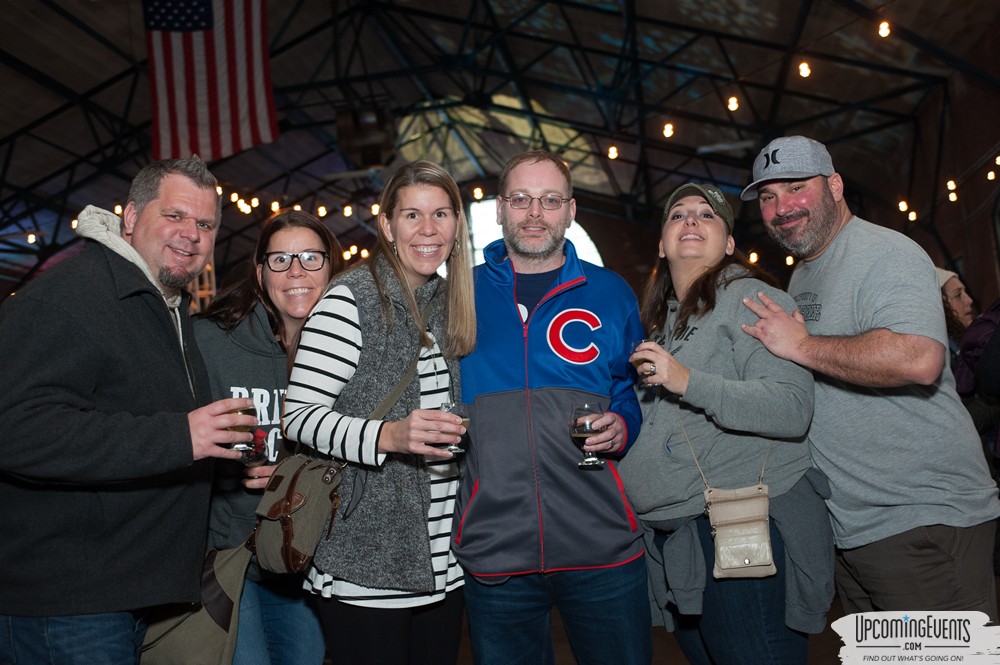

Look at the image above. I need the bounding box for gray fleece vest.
[311,258,460,592]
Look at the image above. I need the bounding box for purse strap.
[282,299,434,460]
[341,299,435,518]
[675,404,772,490]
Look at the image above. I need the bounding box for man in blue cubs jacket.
[454,150,651,665]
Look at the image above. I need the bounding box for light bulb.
[608,146,618,160]
[662,123,674,138]
[317,205,327,217]
[785,256,794,266]
[898,201,908,212]
[878,21,890,38]
[727,96,739,111]
[798,62,811,78]
[748,252,758,264]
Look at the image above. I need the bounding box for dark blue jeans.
[463,557,652,665]
[668,515,808,665]
[0,611,147,665]
[233,576,325,665]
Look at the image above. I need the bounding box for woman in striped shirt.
[283,160,476,665]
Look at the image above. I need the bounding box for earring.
[391,241,398,256]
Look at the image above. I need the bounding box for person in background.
[937,267,975,366]
[453,150,651,665]
[283,161,476,665]
[194,210,345,665]
[0,156,253,664]
[741,135,999,621]
[937,267,999,476]
[618,182,832,665]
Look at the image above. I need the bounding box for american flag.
[143,0,278,161]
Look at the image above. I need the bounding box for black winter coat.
[0,241,213,615]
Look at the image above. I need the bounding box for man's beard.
[159,266,199,290]
[766,185,840,259]
[500,210,567,263]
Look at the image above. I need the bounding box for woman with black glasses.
[194,209,345,665]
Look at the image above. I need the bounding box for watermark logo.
[833,611,1000,663]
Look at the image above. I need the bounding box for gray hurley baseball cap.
[740,136,835,201]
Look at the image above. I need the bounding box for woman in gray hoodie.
[194,210,344,665]
[618,183,834,665]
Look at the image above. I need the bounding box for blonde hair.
[371,160,477,357]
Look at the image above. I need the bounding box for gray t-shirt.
[789,216,999,548]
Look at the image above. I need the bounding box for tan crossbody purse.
[677,406,777,579]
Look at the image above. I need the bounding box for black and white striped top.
[283,284,463,608]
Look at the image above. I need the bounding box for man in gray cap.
[740,135,999,620]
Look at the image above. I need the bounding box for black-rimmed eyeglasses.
[501,194,571,210]
[263,251,329,272]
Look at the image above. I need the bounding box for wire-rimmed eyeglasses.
[263,251,329,272]
[501,194,571,210]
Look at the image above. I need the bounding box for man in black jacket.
[0,157,256,664]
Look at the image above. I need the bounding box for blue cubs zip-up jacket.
[453,238,645,577]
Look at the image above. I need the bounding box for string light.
[898,201,908,212]
[317,205,327,217]
[71,218,78,229]
[908,211,918,221]
[27,233,36,244]
[271,201,280,212]
[727,96,739,111]
[342,250,351,261]
[607,146,618,160]
[948,192,958,202]
[748,251,759,264]
[215,186,223,196]
[350,245,358,255]
[371,203,380,216]
[946,180,956,190]
[662,123,674,138]
[473,187,484,200]
[878,20,891,38]
[114,204,123,216]
[250,197,259,208]
[230,192,239,203]
[798,62,811,78]
[360,249,370,259]
[785,256,795,266]
[343,205,353,217]
[293,204,302,211]
[989,171,996,181]
[995,156,1000,165]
